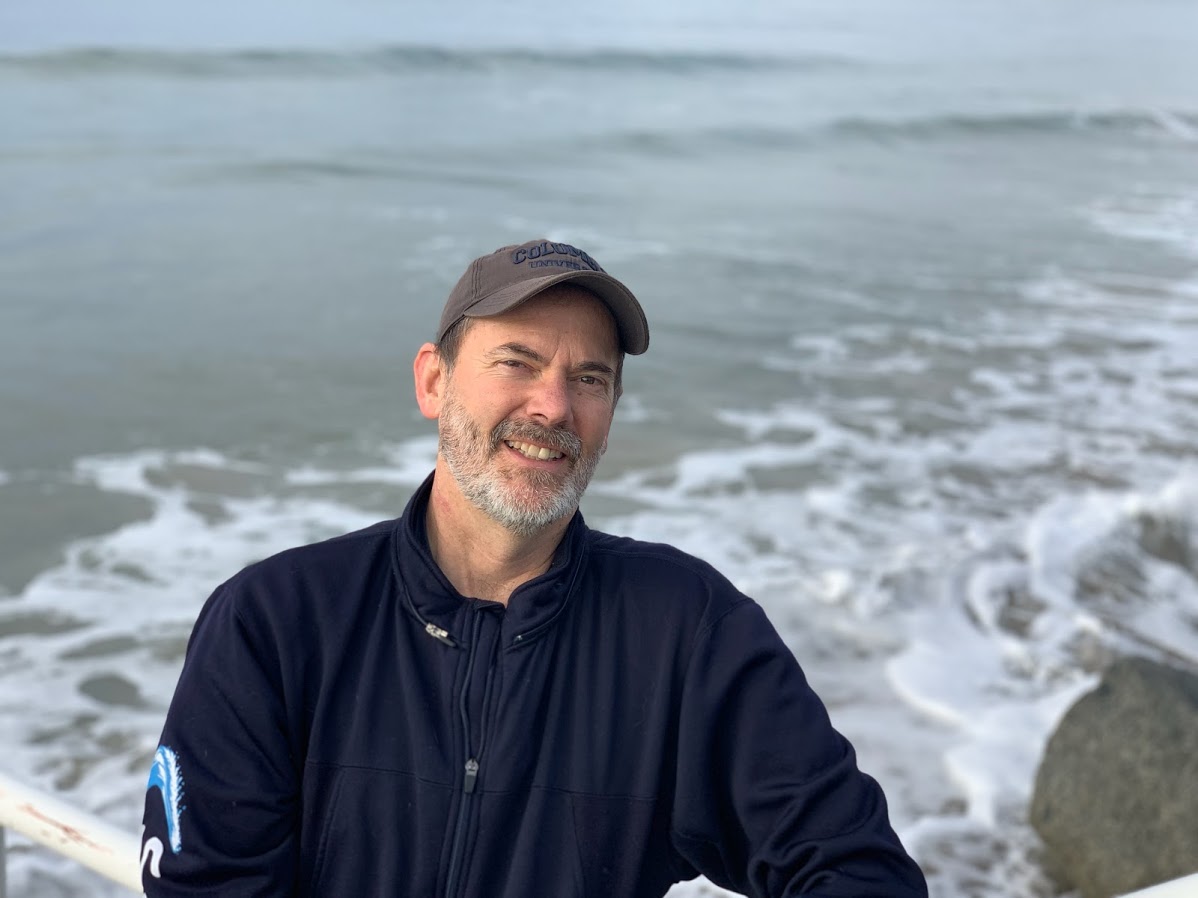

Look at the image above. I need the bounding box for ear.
[413,343,446,420]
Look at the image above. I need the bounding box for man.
[141,238,927,897]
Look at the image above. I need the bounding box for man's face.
[436,286,621,536]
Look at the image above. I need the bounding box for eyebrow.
[487,342,617,378]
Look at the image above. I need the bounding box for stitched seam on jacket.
[528,783,659,801]
[304,759,454,788]
[690,596,754,646]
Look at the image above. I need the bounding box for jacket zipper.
[443,607,499,898]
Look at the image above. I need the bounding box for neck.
[424,462,573,605]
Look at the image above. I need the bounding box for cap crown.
[438,239,649,355]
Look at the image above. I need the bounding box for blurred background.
[2,0,1197,894]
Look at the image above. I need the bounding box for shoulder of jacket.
[586,530,719,575]
[214,518,397,614]
[584,529,751,619]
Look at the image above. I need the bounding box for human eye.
[576,373,610,392]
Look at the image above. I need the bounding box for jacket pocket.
[570,793,673,898]
[300,762,454,897]
[307,766,345,889]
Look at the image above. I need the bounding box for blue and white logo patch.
[146,745,185,854]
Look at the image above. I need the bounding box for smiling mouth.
[505,440,565,461]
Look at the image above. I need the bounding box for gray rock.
[1030,656,1198,898]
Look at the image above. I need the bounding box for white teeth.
[505,440,563,461]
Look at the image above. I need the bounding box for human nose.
[525,374,572,427]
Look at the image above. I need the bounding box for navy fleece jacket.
[141,474,927,897]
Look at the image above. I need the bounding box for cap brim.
[465,270,649,355]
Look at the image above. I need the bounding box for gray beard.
[438,388,603,537]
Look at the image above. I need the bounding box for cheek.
[457,386,507,421]
[582,412,614,454]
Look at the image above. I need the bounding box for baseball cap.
[437,239,649,355]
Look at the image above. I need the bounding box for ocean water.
[2,1,1198,895]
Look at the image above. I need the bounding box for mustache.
[490,419,582,460]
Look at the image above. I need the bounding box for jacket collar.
[390,472,589,645]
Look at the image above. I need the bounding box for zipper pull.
[425,622,456,646]
[463,758,479,794]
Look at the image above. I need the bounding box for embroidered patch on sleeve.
[146,745,185,854]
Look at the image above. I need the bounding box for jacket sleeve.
[670,599,927,898]
[141,581,301,896]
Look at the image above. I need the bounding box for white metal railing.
[0,768,140,895]
[0,765,1196,897]
[1121,874,1198,898]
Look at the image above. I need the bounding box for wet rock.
[1030,656,1198,898]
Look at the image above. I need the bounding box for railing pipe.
[0,769,140,894]
[1122,874,1198,898]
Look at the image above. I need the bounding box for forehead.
[464,286,620,358]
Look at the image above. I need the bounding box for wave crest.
[580,109,1198,158]
[0,44,853,78]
